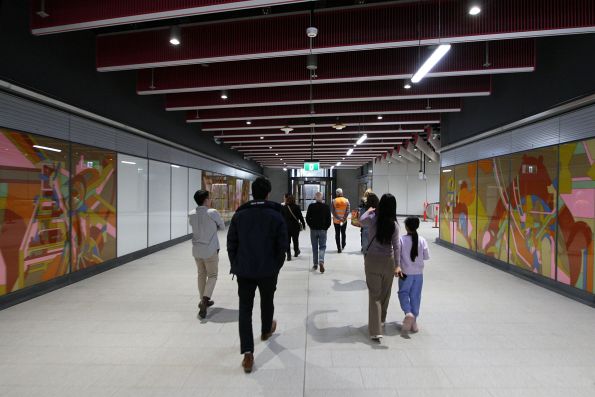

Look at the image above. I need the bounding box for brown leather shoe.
[242,353,254,373]
[261,319,277,341]
[319,262,325,274]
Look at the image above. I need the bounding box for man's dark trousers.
[237,275,278,354]
[334,222,347,250]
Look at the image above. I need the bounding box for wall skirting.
[435,238,595,308]
[0,234,192,311]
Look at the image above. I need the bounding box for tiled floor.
[1,220,594,396]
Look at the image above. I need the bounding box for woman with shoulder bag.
[359,193,401,343]
[281,195,306,261]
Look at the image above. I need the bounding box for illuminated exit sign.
[304,161,320,171]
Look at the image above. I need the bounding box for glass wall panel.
[0,129,70,296]
[509,146,558,278]
[439,168,454,243]
[188,168,202,234]
[476,157,511,262]
[452,162,477,251]
[70,144,116,271]
[557,138,595,292]
[171,165,189,239]
[117,154,148,256]
[148,160,171,246]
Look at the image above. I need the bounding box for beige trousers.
[195,252,219,299]
[364,254,395,336]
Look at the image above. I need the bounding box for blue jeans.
[310,229,327,265]
[398,274,424,318]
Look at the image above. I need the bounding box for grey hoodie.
[188,206,225,259]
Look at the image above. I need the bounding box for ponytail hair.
[404,217,420,262]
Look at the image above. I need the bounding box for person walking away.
[188,190,225,319]
[360,193,401,342]
[306,191,332,273]
[331,188,350,253]
[227,177,288,373]
[397,217,429,334]
[281,194,306,261]
[358,189,373,251]
[361,193,379,255]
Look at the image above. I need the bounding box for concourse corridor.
[0,221,594,397]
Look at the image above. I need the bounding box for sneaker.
[261,319,277,341]
[370,335,383,343]
[319,262,325,274]
[242,353,254,373]
[207,300,215,307]
[198,299,208,319]
[411,320,419,333]
[338,248,342,253]
[295,249,301,257]
[402,313,414,333]
[286,254,292,261]
[312,265,318,270]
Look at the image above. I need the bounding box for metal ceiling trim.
[202,120,440,130]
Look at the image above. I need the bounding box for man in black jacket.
[227,177,288,373]
[306,191,332,273]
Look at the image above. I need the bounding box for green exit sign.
[304,162,320,171]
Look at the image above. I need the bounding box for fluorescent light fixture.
[356,134,368,145]
[221,90,228,99]
[411,44,451,83]
[346,148,354,156]
[32,144,61,153]
[169,26,181,45]
[171,164,180,168]
[330,165,335,170]
[469,5,481,15]
[336,162,342,166]
[121,160,137,165]
[442,169,452,173]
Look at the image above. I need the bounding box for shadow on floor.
[306,310,388,349]
[332,279,367,292]
[199,307,239,323]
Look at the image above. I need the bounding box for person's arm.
[296,205,306,228]
[275,216,289,270]
[226,215,238,267]
[330,199,338,219]
[359,207,375,227]
[422,237,430,260]
[305,205,312,228]
[343,200,351,222]
[210,209,225,230]
[325,205,332,229]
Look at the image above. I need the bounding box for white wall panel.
[148,160,171,246]
[171,165,189,239]
[188,168,202,233]
[117,154,148,256]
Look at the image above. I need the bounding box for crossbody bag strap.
[365,235,376,254]
[287,205,300,223]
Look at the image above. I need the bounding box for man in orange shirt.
[331,188,350,253]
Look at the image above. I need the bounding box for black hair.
[365,193,379,210]
[194,190,209,206]
[404,217,420,262]
[252,177,272,200]
[286,194,296,206]
[376,193,397,245]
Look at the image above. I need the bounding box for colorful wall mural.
[70,144,117,271]
[440,137,595,294]
[0,129,70,295]
[557,139,595,292]
[202,172,252,222]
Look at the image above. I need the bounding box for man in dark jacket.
[227,177,288,374]
[306,191,332,273]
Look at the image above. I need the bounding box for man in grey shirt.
[188,189,225,319]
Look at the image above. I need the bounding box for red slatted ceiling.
[188,99,461,121]
[166,76,490,109]
[97,0,594,71]
[137,40,534,93]
[31,0,312,34]
[200,114,442,129]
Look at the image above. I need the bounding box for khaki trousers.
[364,254,395,336]
[195,252,219,299]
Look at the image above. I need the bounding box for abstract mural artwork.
[476,157,511,263]
[0,129,70,296]
[452,162,478,251]
[557,139,595,292]
[70,144,117,271]
[202,172,251,222]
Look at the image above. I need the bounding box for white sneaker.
[370,335,383,343]
[402,313,414,332]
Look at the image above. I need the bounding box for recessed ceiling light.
[169,26,181,45]
[377,115,383,120]
[332,122,346,130]
[246,121,252,125]
[260,136,264,140]
[275,153,278,156]
[220,90,228,100]
[281,126,293,134]
[269,146,272,149]
[469,5,481,15]
[404,81,412,89]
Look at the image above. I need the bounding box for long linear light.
[411,44,451,83]
[356,134,368,145]
[346,148,354,156]
[33,144,61,153]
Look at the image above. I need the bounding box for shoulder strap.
[366,235,376,253]
[287,205,300,223]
